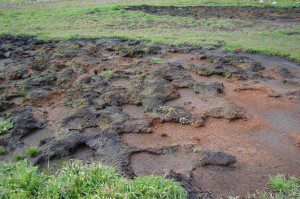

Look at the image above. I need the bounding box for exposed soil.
[0,35,299,198]
[126,5,300,21]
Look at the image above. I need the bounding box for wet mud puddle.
[0,35,299,198]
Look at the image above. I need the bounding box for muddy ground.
[126,5,300,21]
[0,34,299,198]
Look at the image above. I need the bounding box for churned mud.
[0,35,299,198]
[126,5,300,21]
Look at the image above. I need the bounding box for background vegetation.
[0,0,299,61]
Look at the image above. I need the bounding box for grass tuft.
[0,146,5,154]
[0,121,13,135]
[151,57,163,63]
[27,147,39,157]
[220,71,231,78]
[257,174,300,199]
[14,152,24,161]
[269,174,300,196]
[101,70,114,77]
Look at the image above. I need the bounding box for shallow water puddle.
[21,129,54,147]
[130,150,197,175]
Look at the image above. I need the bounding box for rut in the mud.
[0,35,299,198]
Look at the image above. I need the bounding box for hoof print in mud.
[200,151,236,167]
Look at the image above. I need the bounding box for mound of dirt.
[0,35,299,198]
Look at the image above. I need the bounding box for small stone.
[193,119,204,128]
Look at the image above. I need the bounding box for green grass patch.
[101,70,114,77]
[269,174,299,195]
[0,146,5,155]
[151,57,163,63]
[27,147,39,157]
[0,1,299,61]
[14,152,24,161]
[0,121,13,135]
[258,174,300,198]
[0,160,187,198]
[220,71,231,78]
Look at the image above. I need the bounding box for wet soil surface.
[0,35,299,198]
[126,5,300,21]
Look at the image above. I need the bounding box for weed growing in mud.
[151,57,163,63]
[18,87,28,97]
[160,106,176,116]
[101,70,114,77]
[27,147,39,157]
[14,152,24,161]
[220,71,231,78]
[67,98,87,108]
[0,121,13,135]
[193,147,202,153]
[0,160,188,199]
[0,146,5,154]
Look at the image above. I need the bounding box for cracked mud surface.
[0,35,299,198]
[126,5,300,21]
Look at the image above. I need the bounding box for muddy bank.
[0,34,299,198]
[125,5,300,21]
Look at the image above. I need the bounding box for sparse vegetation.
[0,121,13,135]
[0,146,5,155]
[257,175,300,199]
[220,71,231,78]
[0,160,187,199]
[101,70,114,77]
[27,147,39,157]
[19,87,28,97]
[14,152,24,161]
[193,147,202,153]
[151,57,163,63]
[67,98,88,108]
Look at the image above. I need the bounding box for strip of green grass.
[0,160,187,198]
